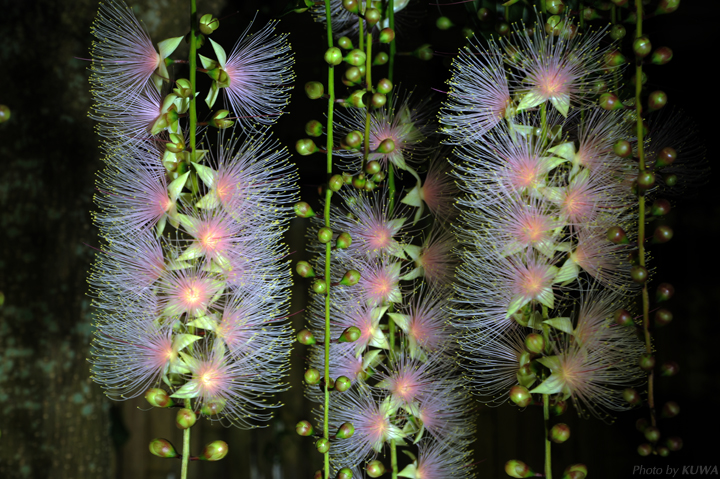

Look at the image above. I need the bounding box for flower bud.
[370,93,387,109]
[656,147,677,168]
[338,326,362,343]
[340,270,361,286]
[546,0,565,14]
[637,171,656,191]
[654,283,674,303]
[644,426,661,443]
[335,422,355,439]
[662,401,680,418]
[655,0,680,14]
[654,308,673,327]
[0,104,10,123]
[297,329,316,345]
[378,138,395,154]
[650,198,671,216]
[305,368,321,385]
[663,173,678,186]
[525,333,545,354]
[633,37,652,57]
[294,201,316,218]
[336,232,352,249]
[562,464,587,479]
[412,44,433,61]
[335,376,352,392]
[505,459,534,478]
[648,91,667,111]
[344,49,366,66]
[651,46,673,65]
[199,14,220,35]
[296,261,316,278]
[342,0,359,13]
[372,171,386,183]
[606,226,628,244]
[352,174,367,189]
[296,420,314,437]
[599,92,623,111]
[639,353,655,371]
[653,225,673,244]
[200,399,226,416]
[305,120,324,137]
[338,36,353,50]
[604,50,626,69]
[366,460,385,478]
[312,280,328,294]
[631,265,648,284]
[296,139,319,156]
[550,423,570,443]
[149,438,178,458]
[176,408,197,429]
[614,309,634,327]
[316,438,330,453]
[343,130,363,149]
[660,360,679,377]
[376,79,393,96]
[365,8,381,26]
[337,468,353,479]
[325,47,343,66]
[623,388,642,406]
[344,66,363,85]
[666,436,683,451]
[314,471,324,479]
[610,24,626,40]
[613,139,632,158]
[373,52,389,66]
[200,440,228,461]
[550,399,567,416]
[509,385,532,408]
[657,445,670,457]
[145,388,173,408]
[305,81,325,99]
[637,443,652,456]
[174,78,193,98]
[325,175,344,193]
[209,109,233,129]
[347,90,367,108]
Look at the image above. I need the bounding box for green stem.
[363,32,373,170]
[388,0,395,85]
[181,399,191,479]
[189,0,197,158]
[391,438,398,479]
[543,393,552,479]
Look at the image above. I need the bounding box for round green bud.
[651,46,673,65]
[563,464,588,479]
[413,44,433,61]
[505,459,533,478]
[599,92,624,111]
[661,360,680,377]
[340,269,361,286]
[366,460,385,478]
[648,90,667,111]
[550,423,570,443]
[372,171,386,183]
[305,81,325,99]
[200,399,225,416]
[614,309,634,327]
[657,446,670,457]
[336,232,352,249]
[294,201,316,218]
[664,173,678,186]
[149,438,178,458]
[656,0,680,15]
[654,308,673,327]
[606,226,629,244]
[666,436,683,451]
[345,49,366,67]
[318,227,334,244]
[509,385,532,408]
[0,105,10,123]
[524,333,545,354]
[305,120,323,137]
[604,50,626,69]
[305,368,321,385]
[352,174,367,189]
[656,146,677,168]
[145,388,173,408]
[296,420,314,437]
[343,172,353,184]
[644,426,661,443]
[365,160,381,175]
[365,8,381,26]
[653,225,673,244]
[495,21,510,36]
[436,16,453,30]
[373,52,389,65]
[613,140,632,158]
[378,138,395,154]
[342,0,359,13]
[325,47,343,66]
[335,376,352,392]
[312,279,328,294]
[376,78,393,95]
[338,36,353,50]
[329,174,345,192]
[316,438,330,454]
[199,14,220,35]
[344,66,363,85]
[200,440,229,461]
[296,261,316,278]
[347,90,367,108]
[337,467,353,479]
[296,139,319,156]
[633,36,652,57]
[623,388,642,406]
[610,24,626,40]
[379,28,395,43]
[656,282,675,302]
[550,399,567,416]
[477,7,491,22]
[637,443,652,456]
[651,198,671,216]
[335,422,355,439]
[176,408,197,429]
[546,0,566,15]
[639,353,656,371]
[297,328,316,345]
[631,265,648,284]
[344,130,364,149]
[338,326,362,343]
[637,171,656,191]
[371,93,387,109]
[661,401,680,418]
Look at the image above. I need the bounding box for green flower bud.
[305,81,325,99]
[648,90,667,111]
[329,174,344,192]
[663,173,678,186]
[344,66,363,85]
[550,423,570,443]
[379,28,395,43]
[296,261,316,278]
[666,436,683,451]
[342,0,359,13]
[376,79,393,96]
[370,93,386,109]
[149,438,178,458]
[633,37,652,57]
[338,36,353,50]
[654,308,673,327]
[335,422,355,439]
[145,388,173,408]
[297,329,316,345]
[599,92,624,111]
[312,279,328,294]
[505,459,534,478]
[338,326,362,343]
[610,24,626,40]
[613,140,632,158]
[652,46,673,65]
[656,282,675,302]
[199,13,220,35]
[436,16,453,30]
[344,49,366,67]
[377,138,395,154]
[352,174,367,189]
[296,420,314,437]
[653,225,673,244]
[318,227,334,244]
[347,90,367,108]
[305,120,324,137]
[661,401,680,418]
[562,464,588,479]
[305,368,321,384]
[335,376,352,392]
[316,438,330,453]
[623,387,641,406]
[509,385,532,408]
[372,171,386,183]
[631,265,648,284]
[606,226,629,244]
[0,104,10,123]
[644,426,661,443]
[413,44,433,61]
[340,270,361,286]
[337,467,353,479]
[176,408,197,429]
[200,440,229,461]
[637,443,652,456]
[366,460,385,478]
[344,130,364,149]
[524,333,545,354]
[615,309,634,327]
[336,232,352,249]
[296,138,319,156]
[639,353,655,371]
[655,0,680,15]
[325,47,343,65]
[661,360,680,377]
[365,8,381,25]
[656,147,677,168]
[651,198,671,216]
[294,201,316,218]
[477,7,491,22]
[200,399,226,416]
[373,52,389,66]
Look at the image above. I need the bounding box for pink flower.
[413,439,475,479]
[572,225,638,295]
[159,267,224,318]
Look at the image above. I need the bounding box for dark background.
[0,0,717,478]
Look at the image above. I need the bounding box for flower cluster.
[87,0,297,429]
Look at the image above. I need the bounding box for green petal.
[544,317,574,335]
[529,372,565,395]
[209,38,228,69]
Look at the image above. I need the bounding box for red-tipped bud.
[651,46,673,65]
[0,104,10,123]
[342,0,359,13]
[344,49,366,67]
[372,171,386,183]
[639,353,656,371]
[610,24,626,40]
[149,438,178,458]
[644,426,661,443]
[599,92,623,110]
[176,408,196,429]
[344,66,362,85]
[335,376,352,392]
[325,47,343,66]
[631,265,648,284]
[305,81,324,99]
[294,201,315,218]
[364,7,381,25]
[637,171,656,191]
[328,175,344,193]
[337,468,353,479]
[297,329,316,345]
[200,440,228,461]
[656,282,675,302]
[656,147,677,168]
[305,120,324,137]
[546,0,566,14]
[338,36,353,50]
[648,91,667,111]
[335,422,355,439]
[336,232,352,249]
[340,269,361,286]
[378,138,395,154]
[477,7,491,22]
[615,309,634,327]
[505,459,534,478]
[296,420,314,437]
[314,471,323,479]
[412,44,433,61]
[312,280,328,294]
[655,0,680,15]
[551,400,567,416]
[550,423,570,443]
[666,436,683,451]
[317,227,333,244]
[145,388,173,408]
[315,438,330,454]
[654,308,673,327]
[339,326,362,343]
[296,139,319,156]
[613,140,632,158]
[661,360,680,377]
[373,52,389,66]
[200,399,225,416]
[604,50,626,69]
[366,460,386,478]
[623,388,642,406]
[379,28,395,43]
[365,161,381,176]
[370,93,386,109]
[352,174,367,189]
[653,225,673,244]
[637,443,653,456]
[662,401,680,418]
[344,130,363,149]
[376,79,393,96]
[524,333,545,354]
[651,199,671,216]
[562,464,588,479]
[509,385,532,408]
[633,37,652,58]
[664,173,678,186]
[305,368,321,385]
[295,261,315,279]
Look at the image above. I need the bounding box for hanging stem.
[363,32,373,170]
[388,0,395,85]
